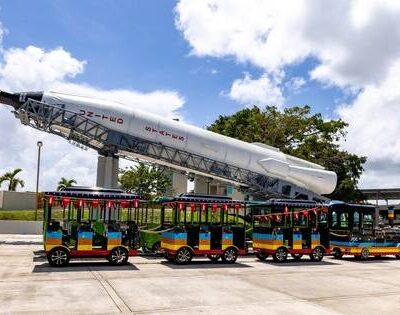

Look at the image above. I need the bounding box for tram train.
[42,188,400,266]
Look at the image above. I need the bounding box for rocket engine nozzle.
[0,90,44,110]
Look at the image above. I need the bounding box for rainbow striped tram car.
[251,199,330,263]
[329,202,400,260]
[43,187,145,267]
[160,194,247,264]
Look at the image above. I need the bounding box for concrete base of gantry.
[2,234,400,314]
[96,155,119,189]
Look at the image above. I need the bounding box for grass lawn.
[0,209,65,221]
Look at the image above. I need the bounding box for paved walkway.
[1,234,400,314]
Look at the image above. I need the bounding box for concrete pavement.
[1,234,400,314]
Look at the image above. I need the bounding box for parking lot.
[1,234,400,314]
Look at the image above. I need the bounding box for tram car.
[329,202,400,259]
[43,187,145,267]
[251,199,330,262]
[160,194,248,264]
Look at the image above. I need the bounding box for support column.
[194,177,211,195]
[96,155,119,189]
[165,170,188,197]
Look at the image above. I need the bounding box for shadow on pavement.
[32,261,139,273]
[340,256,396,263]
[261,259,339,266]
[137,253,164,260]
[161,260,253,269]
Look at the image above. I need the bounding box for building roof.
[360,188,400,200]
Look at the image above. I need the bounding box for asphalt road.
[1,234,400,314]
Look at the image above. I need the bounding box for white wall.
[0,220,43,234]
[0,191,36,210]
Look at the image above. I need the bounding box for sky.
[0,0,400,192]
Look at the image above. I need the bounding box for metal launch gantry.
[14,99,323,200]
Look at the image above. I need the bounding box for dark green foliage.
[119,163,172,200]
[0,168,25,191]
[208,106,366,201]
[57,177,77,191]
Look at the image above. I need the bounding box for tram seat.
[92,222,106,235]
[200,225,209,233]
[48,221,61,232]
[79,221,92,232]
[108,221,120,232]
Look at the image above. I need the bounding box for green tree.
[119,163,172,200]
[208,106,366,201]
[0,168,25,191]
[57,177,77,191]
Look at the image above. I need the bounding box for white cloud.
[338,61,400,188]
[228,73,284,107]
[0,44,185,192]
[176,0,400,88]
[176,0,400,188]
[285,77,306,94]
[0,46,85,91]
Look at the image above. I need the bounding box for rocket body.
[41,92,337,195]
[0,90,337,195]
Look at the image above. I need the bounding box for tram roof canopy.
[160,193,244,204]
[43,186,141,200]
[249,199,321,208]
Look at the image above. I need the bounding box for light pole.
[35,141,43,221]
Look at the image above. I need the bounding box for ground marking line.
[89,266,132,313]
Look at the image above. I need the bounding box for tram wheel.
[207,254,221,262]
[222,247,239,264]
[332,248,344,259]
[175,247,193,265]
[310,246,324,262]
[48,247,70,267]
[109,247,129,266]
[256,252,269,261]
[273,247,288,263]
[291,253,303,261]
[360,247,369,260]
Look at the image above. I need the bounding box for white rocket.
[0,90,337,195]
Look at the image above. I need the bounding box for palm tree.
[0,168,25,191]
[57,177,77,191]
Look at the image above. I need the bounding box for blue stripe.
[107,232,122,240]
[162,232,187,240]
[46,231,62,239]
[222,233,233,240]
[199,232,210,240]
[78,232,93,239]
[331,240,400,247]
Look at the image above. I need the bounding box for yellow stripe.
[77,245,92,251]
[199,245,211,250]
[161,243,183,251]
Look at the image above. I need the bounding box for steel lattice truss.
[15,99,322,200]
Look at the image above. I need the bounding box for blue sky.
[1,0,400,191]
[1,0,349,126]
